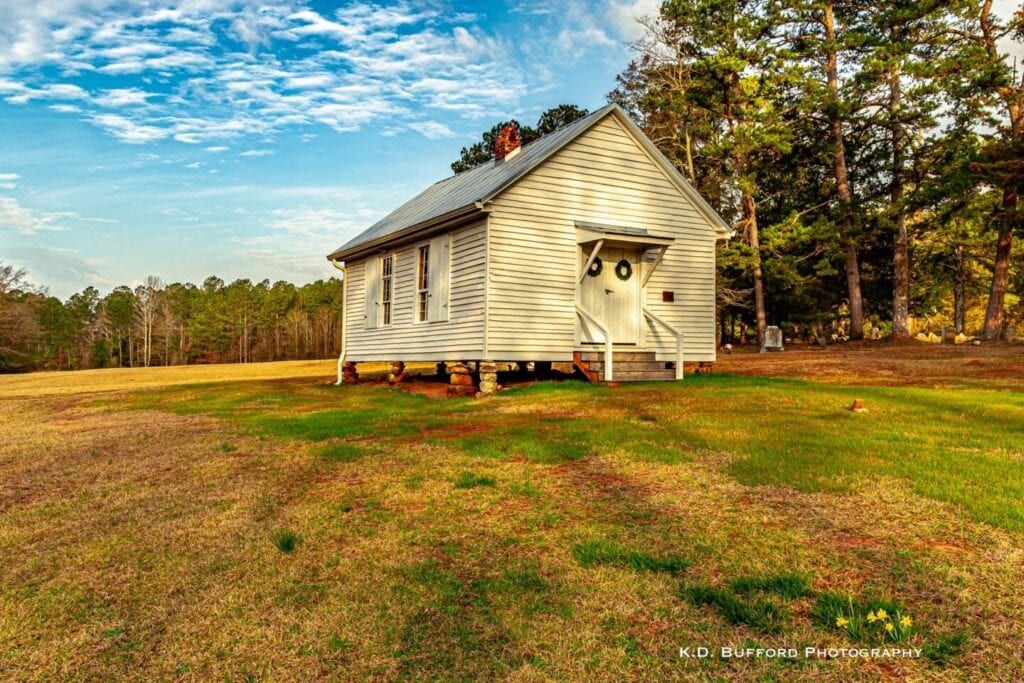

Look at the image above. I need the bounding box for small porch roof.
[575,221,675,249]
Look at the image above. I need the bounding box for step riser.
[580,351,657,363]
[598,371,677,382]
[588,361,668,372]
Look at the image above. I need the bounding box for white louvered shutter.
[364,256,380,329]
[428,234,450,322]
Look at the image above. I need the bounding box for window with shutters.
[380,253,394,326]
[416,245,429,322]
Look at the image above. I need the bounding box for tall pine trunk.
[824,2,865,339]
[979,0,1021,339]
[983,190,1016,338]
[742,191,768,346]
[890,61,910,337]
[953,245,966,334]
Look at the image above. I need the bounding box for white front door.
[580,246,641,344]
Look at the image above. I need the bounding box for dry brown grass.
[1,349,1022,681]
[716,339,1024,391]
[0,359,338,398]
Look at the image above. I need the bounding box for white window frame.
[415,243,430,323]
[380,252,395,327]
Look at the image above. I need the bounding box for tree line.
[606,0,1023,344]
[0,263,344,372]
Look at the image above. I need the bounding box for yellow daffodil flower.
[900,616,912,628]
[836,617,849,627]
[885,622,895,633]
[876,608,888,620]
[866,611,878,623]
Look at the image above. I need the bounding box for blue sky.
[1,1,1021,298]
[0,0,660,297]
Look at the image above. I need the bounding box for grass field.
[1,345,1023,681]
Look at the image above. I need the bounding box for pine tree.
[613,0,794,346]
[782,0,871,338]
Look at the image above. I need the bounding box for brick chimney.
[494,123,522,160]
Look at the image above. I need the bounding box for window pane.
[381,255,393,326]
[417,245,430,321]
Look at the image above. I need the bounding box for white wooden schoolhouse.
[327,103,729,393]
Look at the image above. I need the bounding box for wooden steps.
[574,350,677,382]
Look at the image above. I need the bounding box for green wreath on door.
[614,258,633,281]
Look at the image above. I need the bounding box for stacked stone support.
[477,360,499,397]
[387,361,406,385]
[342,362,359,383]
[447,362,476,398]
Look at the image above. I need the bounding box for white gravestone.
[762,326,784,353]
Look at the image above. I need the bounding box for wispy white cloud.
[94,87,156,107]
[0,1,532,146]
[0,195,72,234]
[411,120,455,139]
[602,0,661,42]
[239,149,273,157]
[4,245,112,294]
[0,172,20,189]
[160,207,200,222]
[234,202,384,277]
[90,113,167,143]
[267,206,359,237]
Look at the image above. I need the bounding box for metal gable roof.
[326,103,729,261]
[326,105,615,260]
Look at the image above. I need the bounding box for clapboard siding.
[344,221,487,361]
[486,115,719,362]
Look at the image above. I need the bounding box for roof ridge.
[327,104,621,260]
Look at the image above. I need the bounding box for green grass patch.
[271,529,302,553]
[729,573,812,599]
[317,442,363,462]
[682,585,787,633]
[509,477,542,497]
[572,539,690,573]
[923,630,970,666]
[645,374,1024,531]
[453,471,496,489]
[458,421,592,463]
[392,557,549,677]
[127,372,1024,531]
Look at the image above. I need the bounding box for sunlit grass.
[2,356,1023,680]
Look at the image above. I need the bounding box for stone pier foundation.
[342,361,359,384]
[387,361,406,385]
[447,362,476,398]
[477,360,499,398]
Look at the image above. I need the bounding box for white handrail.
[643,307,684,380]
[576,304,613,381]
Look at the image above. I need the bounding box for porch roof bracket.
[641,245,669,287]
[579,238,605,283]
